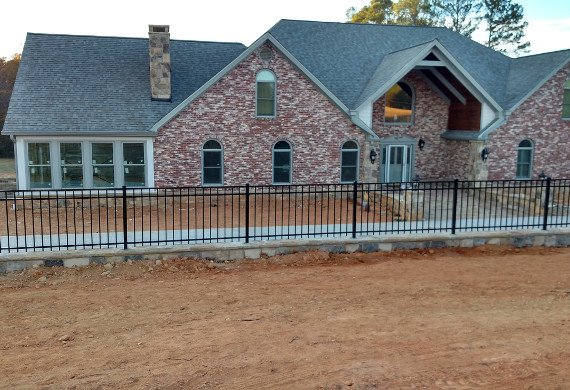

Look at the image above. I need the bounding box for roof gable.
[3,33,245,135]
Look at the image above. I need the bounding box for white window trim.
[16,137,154,190]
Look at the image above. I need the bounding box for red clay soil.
[1,245,570,389]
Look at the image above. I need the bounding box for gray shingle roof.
[2,33,245,134]
[3,21,570,136]
[268,20,570,111]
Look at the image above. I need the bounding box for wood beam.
[416,60,445,67]
[429,68,467,105]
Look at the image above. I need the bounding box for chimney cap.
[149,25,169,33]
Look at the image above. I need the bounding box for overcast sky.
[1,0,568,59]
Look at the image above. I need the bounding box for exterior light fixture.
[418,139,425,150]
[369,149,377,164]
[539,171,547,180]
[481,147,489,161]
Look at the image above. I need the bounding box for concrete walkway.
[2,215,569,254]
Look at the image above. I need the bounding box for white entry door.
[384,145,412,183]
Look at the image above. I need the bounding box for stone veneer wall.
[154,44,367,186]
[487,64,570,180]
[370,72,471,181]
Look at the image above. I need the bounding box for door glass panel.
[123,143,146,187]
[60,143,83,188]
[92,143,115,187]
[28,143,52,188]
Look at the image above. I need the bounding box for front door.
[383,145,412,183]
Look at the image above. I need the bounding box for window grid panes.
[92,143,115,188]
[60,143,83,188]
[273,141,291,184]
[516,140,533,179]
[202,140,223,185]
[256,70,276,117]
[123,143,146,187]
[385,82,413,123]
[28,143,52,188]
[341,141,359,183]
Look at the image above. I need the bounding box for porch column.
[361,141,381,182]
[467,140,489,182]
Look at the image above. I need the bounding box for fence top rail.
[2,178,569,198]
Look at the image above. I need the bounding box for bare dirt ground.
[1,246,570,389]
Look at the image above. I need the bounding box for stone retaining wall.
[2,229,570,273]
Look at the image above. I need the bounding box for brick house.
[2,20,570,190]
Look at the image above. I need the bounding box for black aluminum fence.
[1,178,570,254]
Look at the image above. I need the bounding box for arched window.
[340,141,359,183]
[516,140,534,179]
[563,79,570,119]
[272,141,291,184]
[202,140,223,185]
[385,81,413,124]
[256,70,276,117]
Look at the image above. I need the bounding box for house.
[2,20,570,190]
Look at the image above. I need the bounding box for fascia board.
[5,131,156,137]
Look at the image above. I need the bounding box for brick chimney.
[149,25,171,101]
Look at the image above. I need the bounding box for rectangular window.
[341,150,358,183]
[28,143,52,188]
[60,143,83,188]
[516,150,532,179]
[257,82,275,116]
[92,143,115,187]
[273,151,291,184]
[123,143,146,187]
[203,151,222,185]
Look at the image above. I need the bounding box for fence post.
[352,181,358,239]
[451,179,459,235]
[122,186,128,250]
[542,177,551,231]
[245,183,250,243]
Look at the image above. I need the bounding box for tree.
[347,0,442,26]
[434,0,482,37]
[482,0,530,54]
[393,0,442,26]
[0,54,21,158]
[347,0,394,24]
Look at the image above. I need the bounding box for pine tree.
[435,0,483,37]
[482,0,530,54]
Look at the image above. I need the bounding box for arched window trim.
[272,140,292,185]
[563,79,570,119]
[516,139,534,180]
[384,80,415,125]
[340,140,360,183]
[201,139,224,186]
[256,69,276,118]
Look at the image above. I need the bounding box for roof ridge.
[276,18,450,30]
[384,39,438,55]
[513,48,570,59]
[26,32,244,46]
